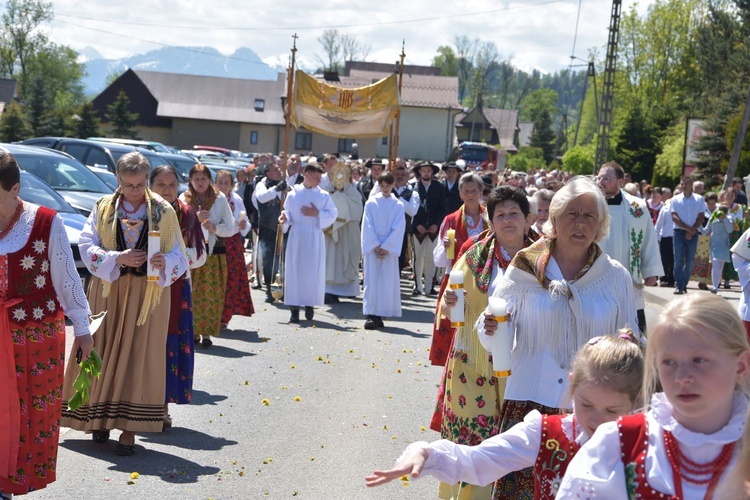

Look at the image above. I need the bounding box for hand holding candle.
[147,231,160,281]
[449,270,464,327]
[446,229,456,260]
[487,297,512,377]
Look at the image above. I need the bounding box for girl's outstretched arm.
[364,445,429,487]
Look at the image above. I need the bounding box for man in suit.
[411,161,447,295]
[442,159,465,215]
[358,159,386,202]
[286,154,304,186]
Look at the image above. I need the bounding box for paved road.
[34,274,700,499]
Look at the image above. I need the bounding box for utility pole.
[594,0,622,170]
[723,90,750,189]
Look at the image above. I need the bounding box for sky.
[43,0,656,74]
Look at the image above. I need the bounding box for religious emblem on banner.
[290,69,401,138]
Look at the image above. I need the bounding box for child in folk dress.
[557,293,750,499]
[365,331,644,499]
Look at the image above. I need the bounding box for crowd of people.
[2,144,750,499]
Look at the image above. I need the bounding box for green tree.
[0,0,53,91]
[24,72,51,136]
[562,143,596,175]
[519,88,559,123]
[74,101,100,138]
[653,121,686,186]
[614,105,659,182]
[106,90,139,138]
[529,110,556,164]
[0,100,29,141]
[432,46,457,76]
[507,146,545,172]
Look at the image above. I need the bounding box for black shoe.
[115,443,136,456]
[290,308,300,323]
[92,430,110,443]
[265,294,275,303]
[411,288,422,296]
[375,316,384,328]
[305,306,314,320]
[723,282,731,289]
[364,317,377,330]
[428,288,438,296]
[202,337,213,348]
[698,282,708,290]
[674,288,684,295]
[324,293,339,304]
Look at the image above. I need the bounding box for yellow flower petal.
[130,472,140,480]
[261,398,270,406]
[294,396,301,402]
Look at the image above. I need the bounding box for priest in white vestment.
[280,163,338,323]
[324,162,364,301]
[361,172,406,329]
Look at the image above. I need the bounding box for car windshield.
[14,152,112,193]
[166,158,196,181]
[19,172,76,213]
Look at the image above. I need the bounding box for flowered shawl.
[510,237,600,292]
[464,233,513,293]
[181,184,219,212]
[94,188,184,326]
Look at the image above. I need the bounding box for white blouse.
[556,392,748,499]
[178,192,235,255]
[79,200,188,288]
[404,410,587,488]
[0,202,90,336]
[226,191,251,237]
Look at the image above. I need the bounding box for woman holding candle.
[149,165,206,429]
[179,164,235,347]
[61,152,188,456]
[214,170,254,328]
[429,185,532,500]
[430,173,488,366]
[480,176,638,498]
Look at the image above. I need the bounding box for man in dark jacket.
[411,161,447,295]
[442,159,465,215]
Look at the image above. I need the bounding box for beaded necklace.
[663,430,735,499]
[0,199,23,241]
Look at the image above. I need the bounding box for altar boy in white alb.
[361,171,406,330]
[280,162,338,323]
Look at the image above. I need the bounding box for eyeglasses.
[595,176,614,183]
[121,183,147,191]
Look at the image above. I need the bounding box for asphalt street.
[31,273,693,500]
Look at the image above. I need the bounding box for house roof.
[132,70,286,125]
[518,121,534,147]
[0,78,17,107]
[344,61,442,77]
[455,107,519,151]
[325,69,460,110]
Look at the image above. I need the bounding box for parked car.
[18,170,90,283]
[89,165,118,190]
[1,144,113,216]
[20,137,170,173]
[87,137,171,153]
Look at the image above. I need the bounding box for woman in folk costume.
[214,170,254,327]
[61,152,188,457]
[730,224,750,343]
[179,164,235,348]
[430,173,489,367]
[479,176,638,499]
[0,152,93,498]
[429,185,532,500]
[721,187,746,288]
[149,165,206,429]
[361,172,405,329]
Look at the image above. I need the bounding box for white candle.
[239,210,247,231]
[147,231,160,282]
[449,269,464,327]
[487,297,512,377]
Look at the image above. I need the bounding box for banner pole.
[391,40,406,171]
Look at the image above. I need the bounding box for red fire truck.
[458,142,506,171]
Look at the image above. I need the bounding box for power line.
[568,0,584,71]
[56,1,567,32]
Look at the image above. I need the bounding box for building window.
[338,138,354,153]
[254,99,265,112]
[295,132,312,150]
[250,131,258,144]
[381,136,388,145]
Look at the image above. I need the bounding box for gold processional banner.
[290,69,401,138]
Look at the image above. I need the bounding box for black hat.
[412,161,440,176]
[442,159,466,172]
[481,175,494,190]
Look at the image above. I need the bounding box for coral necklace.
[663,430,735,499]
[0,199,23,241]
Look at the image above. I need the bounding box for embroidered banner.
[290,70,401,138]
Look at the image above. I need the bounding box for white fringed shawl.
[495,252,639,367]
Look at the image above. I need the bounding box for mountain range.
[80,46,315,97]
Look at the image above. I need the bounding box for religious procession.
[2,37,750,500]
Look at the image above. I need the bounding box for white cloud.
[47,0,656,74]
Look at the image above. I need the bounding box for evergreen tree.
[105,90,139,138]
[75,101,100,138]
[0,101,30,142]
[529,109,556,165]
[614,105,659,182]
[24,73,51,136]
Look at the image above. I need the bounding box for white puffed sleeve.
[49,214,91,336]
[78,203,122,283]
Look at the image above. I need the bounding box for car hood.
[59,191,107,217]
[58,212,87,245]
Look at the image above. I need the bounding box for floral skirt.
[0,309,65,495]
[192,254,227,337]
[166,278,194,405]
[221,233,254,323]
[430,273,453,366]
[690,233,710,282]
[491,400,560,500]
[434,348,506,500]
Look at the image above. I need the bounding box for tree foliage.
[562,144,596,175]
[0,100,29,141]
[0,0,52,93]
[75,101,100,138]
[106,90,139,139]
[529,109,557,165]
[316,29,370,73]
[507,146,545,172]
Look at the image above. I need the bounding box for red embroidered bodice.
[533,414,578,500]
